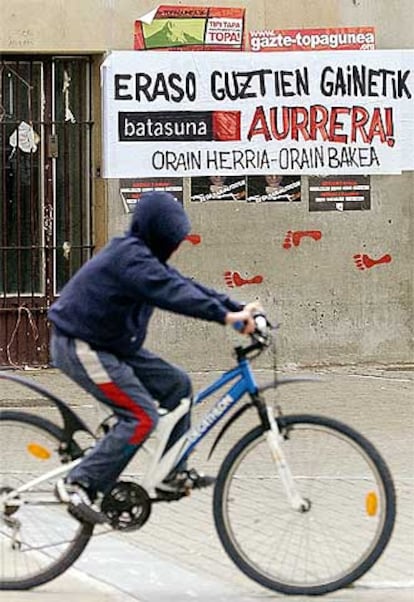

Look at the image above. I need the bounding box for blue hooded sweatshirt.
[48,191,243,355]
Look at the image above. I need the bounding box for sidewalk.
[1,365,413,601]
[1,568,137,602]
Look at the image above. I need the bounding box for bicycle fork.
[264,404,311,513]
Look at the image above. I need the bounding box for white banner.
[101,50,414,177]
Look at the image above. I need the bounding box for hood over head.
[129,191,191,261]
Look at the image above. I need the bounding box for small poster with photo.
[119,178,183,213]
[190,175,246,202]
[246,175,301,203]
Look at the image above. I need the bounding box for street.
[0,365,413,602]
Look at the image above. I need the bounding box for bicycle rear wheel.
[0,410,93,590]
[213,414,396,596]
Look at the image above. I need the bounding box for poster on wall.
[102,49,414,178]
[119,177,184,212]
[249,26,376,53]
[134,5,246,51]
[189,175,301,202]
[308,175,370,211]
[246,175,301,202]
[190,175,246,201]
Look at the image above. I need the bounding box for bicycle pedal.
[153,489,189,503]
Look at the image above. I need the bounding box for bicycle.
[0,314,396,595]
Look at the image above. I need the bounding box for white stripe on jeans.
[74,339,111,384]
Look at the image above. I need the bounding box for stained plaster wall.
[1,0,412,369]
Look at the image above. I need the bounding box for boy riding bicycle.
[49,191,258,524]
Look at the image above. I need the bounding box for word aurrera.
[114,66,412,102]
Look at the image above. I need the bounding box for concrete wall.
[2,0,414,51]
[1,0,413,369]
[111,169,414,371]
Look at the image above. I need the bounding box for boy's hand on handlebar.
[243,301,264,315]
[225,308,256,334]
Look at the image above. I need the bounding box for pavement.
[0,363,413,602]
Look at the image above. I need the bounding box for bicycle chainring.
[101,481,151,532]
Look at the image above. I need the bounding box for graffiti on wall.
[353,253,392,271]
[224,271,264,288]
[282,230,322,249]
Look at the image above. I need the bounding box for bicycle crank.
[101,480,151,532]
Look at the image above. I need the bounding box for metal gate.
[0,56,93,367]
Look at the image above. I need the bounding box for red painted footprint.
[224,271,264,288]
[185,234,202,245]
[353,253,392,270]
[283,230,322,249]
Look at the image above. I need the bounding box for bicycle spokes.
[214,415,395,596]
[0,415,93,589]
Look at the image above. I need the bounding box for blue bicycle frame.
[176,356,260,465]
[0,359,261,472]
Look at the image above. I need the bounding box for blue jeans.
[50,331,192,494]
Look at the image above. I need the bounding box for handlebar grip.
[232,320,246,332]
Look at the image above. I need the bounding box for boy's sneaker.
[55,479,107,525]
[155,468,216,496]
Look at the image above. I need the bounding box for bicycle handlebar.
[232,312,275,357]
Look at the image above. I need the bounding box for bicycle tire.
[0,410,94,590]
[213,413,396,596]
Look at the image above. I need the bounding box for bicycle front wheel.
[213,414,396,596]
[0,411,93,590]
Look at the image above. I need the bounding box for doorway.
[0,56,93,366]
